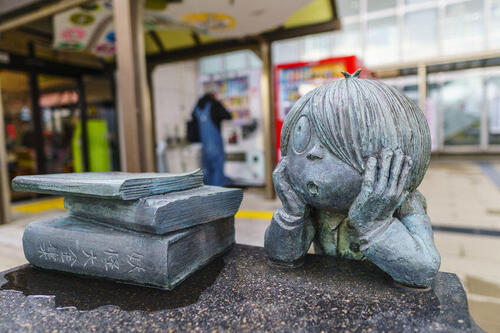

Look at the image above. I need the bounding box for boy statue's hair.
[280,71,431,192]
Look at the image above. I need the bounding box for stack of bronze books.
[13,170,243,290]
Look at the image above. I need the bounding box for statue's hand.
[348,148,412,233]
[273,158,307,217]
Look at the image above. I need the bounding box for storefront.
[0,52,119,201]
[380,66,500,153]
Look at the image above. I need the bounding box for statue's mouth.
[307,181,319,196]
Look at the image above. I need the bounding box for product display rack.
[200,70,265,186]
[202,76,251,123]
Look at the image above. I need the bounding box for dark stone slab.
[0,245,481,332]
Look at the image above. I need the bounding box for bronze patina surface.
[265,70,440,288]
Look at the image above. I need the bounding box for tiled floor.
[2,156,500,331]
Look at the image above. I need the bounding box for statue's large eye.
[293,116,311,153]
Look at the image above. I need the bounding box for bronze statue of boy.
[264,69,440,288]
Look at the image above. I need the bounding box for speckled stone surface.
[0,245,481,332]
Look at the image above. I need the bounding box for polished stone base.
[0,245,481,332]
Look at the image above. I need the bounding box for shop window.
[405,0,436,4]
[38,75,80,174]
[441,76,483,146]
[489,0,500,49]
[336,0,360,17]
[83,75,119,171]
[331,21,362,58]
[367,0,396,13]
[378,76,419,105]
[427,82,440,151]
[365,16,398,66]
[302,32,331,61]
[487,76,500,145]
[272,38,302,65]
[402,8,438,61]
[442,0,484,55]
[402,85,419,106]
[0,70,37,200]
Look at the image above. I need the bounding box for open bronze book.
[12,170,204,200]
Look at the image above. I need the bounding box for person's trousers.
[202,152,225,186]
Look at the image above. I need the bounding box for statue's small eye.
[293,116,311,153]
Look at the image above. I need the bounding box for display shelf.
[200,69,265,186]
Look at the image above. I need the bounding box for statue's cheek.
[287,167,308,199]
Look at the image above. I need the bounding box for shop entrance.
[1,70,36,201]
[0,70,118,201]
[38,74,79,174]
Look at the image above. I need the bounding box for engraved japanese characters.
[264,70,441,288]
[37,241,143,273]
[23,215,235,289]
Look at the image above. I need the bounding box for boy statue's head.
[279,70,431,213]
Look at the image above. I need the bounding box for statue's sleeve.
[358,190,441,287]
[264,208,315,265]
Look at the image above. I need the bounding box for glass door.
[82,75,119,172]
[0,70,37,200]
[38,74,119,173]
[441,76,483,146]
[486,75,500,145]
[1,69,119,204]
[38,74,80,173]
[428,69,485,151]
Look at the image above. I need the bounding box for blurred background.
[0,0,499,330]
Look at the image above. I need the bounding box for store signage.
[40,91,78,108]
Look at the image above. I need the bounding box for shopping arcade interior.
[1,2,500,331]
[3,0,500,201]
[0,0,342,207]
[0,55,118,201]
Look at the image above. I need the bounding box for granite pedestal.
[0,245,481,332]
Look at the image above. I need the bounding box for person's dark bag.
[187,118,200,143]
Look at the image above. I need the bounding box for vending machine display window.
[200,69,264,186]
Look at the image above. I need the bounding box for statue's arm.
[264,209,315,265]
[358,190,441,287]
[349,149,440,287]
[264,158,315,265]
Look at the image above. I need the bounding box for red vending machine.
[274,55,367,162]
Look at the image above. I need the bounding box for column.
[113,0,155,172]
[259,41,276,199]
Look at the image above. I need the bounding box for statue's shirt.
[314,211,365,261]
[264,191,441,287]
